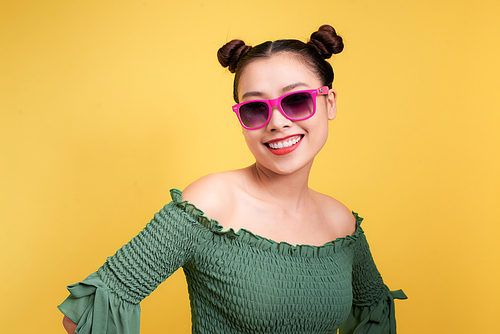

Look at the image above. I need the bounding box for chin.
[247,133,327,176]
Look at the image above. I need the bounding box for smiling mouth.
[264,135,304,150]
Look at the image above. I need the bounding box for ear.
[327,88,337,120]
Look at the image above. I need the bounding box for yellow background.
[1,1,499,333]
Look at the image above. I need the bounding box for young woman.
[59,25,406,334]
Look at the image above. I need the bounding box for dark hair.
[217,25,344,103]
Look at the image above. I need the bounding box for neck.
[247,161,314,210]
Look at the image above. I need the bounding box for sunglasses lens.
[281,92,314,120]
[239,102,269,129]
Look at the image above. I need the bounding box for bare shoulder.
[313,191,357,236]
[182,171,238,220]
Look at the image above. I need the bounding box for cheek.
[315,123,329,147]
[306,117,330,151]
[243,131,261,155]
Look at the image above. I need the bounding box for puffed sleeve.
[58,201,197,334]
[339,231,407,334]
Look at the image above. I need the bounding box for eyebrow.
[241,82,311,100]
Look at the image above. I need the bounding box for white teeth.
[268,136,301,149]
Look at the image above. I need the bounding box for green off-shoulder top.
[58,189,406,333]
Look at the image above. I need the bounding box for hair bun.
[217,39,252,73]
[307,25,344,59]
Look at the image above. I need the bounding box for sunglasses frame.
[232,86,329,130]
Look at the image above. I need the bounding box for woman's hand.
[62,316,77,334]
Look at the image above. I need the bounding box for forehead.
[237,53,321,98]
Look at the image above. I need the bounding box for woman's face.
[237,53,337,176]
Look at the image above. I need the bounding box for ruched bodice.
[58,189,406,333]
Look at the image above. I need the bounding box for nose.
[266,106,292,131]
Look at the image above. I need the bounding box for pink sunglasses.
[232,86,329,130]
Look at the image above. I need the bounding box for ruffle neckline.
[170,189,364,257]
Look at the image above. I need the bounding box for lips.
[264,135,303,155]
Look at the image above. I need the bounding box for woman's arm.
[57,199,198,334]
[62,316,76,334]
[339,230,407,333]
